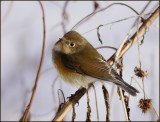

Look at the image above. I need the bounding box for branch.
[19,1,46,121]
[107,6,159,65]
[52,6,159,121]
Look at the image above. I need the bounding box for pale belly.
[53,58,95,88]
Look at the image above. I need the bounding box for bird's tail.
[116,82,139,96]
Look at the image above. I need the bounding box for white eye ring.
[69,42,75,47]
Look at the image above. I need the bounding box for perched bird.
[52,31,139,96]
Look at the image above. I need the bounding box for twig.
[107,7,159,65]
[1,1,14,25]
[96,46,117,51]
[71,107,76,122]
[82,13,152,35]
[19,1,46,121]
[58,89,66,105]
[92,85,99,121]
[52,7,159,121]
[120,88,129,121]
[71,2,142,30]
[52,87,87,121]
[102,82,110,121]
[131,1,152,28]
[86,90,91,122]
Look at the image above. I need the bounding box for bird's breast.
[53,54,95,87]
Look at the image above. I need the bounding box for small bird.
[52,31,139,96]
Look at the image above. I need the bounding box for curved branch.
[53,6,159,121]
[71,3,143,30]
[19,1,46,121]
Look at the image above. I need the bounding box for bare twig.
[1,1,14,25]
[58,89,66,105]
[19,1,46,121]
[53,87,87,121]
[131,1,152,28]
[96,46,117,51]
[119,88,129,121]
[52,7,159,121]
[71,107,76,122]
[107,7,159,65]
[82,13,152,35]
[102,83,110,121]
[86,90,91,122]
[71,2,142,30]
[92,85,99,121]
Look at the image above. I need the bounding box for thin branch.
[131,1,152,28]
[96,46,117,51]
[1,1,14,25]
[86,90,91,121]
[71,106,76,122]
[82,13,152,35]
[102,83,110,121]
[120,88,129,121]
[71,2,142,30]
[107,6,159,65]
[19,1,46,121]
[52,7,159,121]
[92,85,99,121]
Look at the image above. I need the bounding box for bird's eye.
[69,42,75,47]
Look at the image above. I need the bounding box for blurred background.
[1,1,159,121]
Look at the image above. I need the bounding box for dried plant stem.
[119,88,129,121]
[82,13,151,35]
[86,90,91,121]
[92,85,99,121]
[131,77,159,119]
[71,3,142,30]
[72,107,76,122]
[107,7,159,65]
[102,82,110,121]
[53,87,87,121]
[20,1,46,121]
[1,1,14,25]
[131,1,151,27]
[53,7,159,121]
[96,46,117,51]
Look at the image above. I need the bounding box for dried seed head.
[134,66,148,78]
[138,98,151,113]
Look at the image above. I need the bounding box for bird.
[52,31,139,96]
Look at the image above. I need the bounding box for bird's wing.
[62,54,139,96]
[62,54,122,85]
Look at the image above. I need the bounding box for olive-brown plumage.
[52,31,139,96]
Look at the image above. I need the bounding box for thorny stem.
[20,1,46,121]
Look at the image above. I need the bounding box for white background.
[1,1,159,121]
